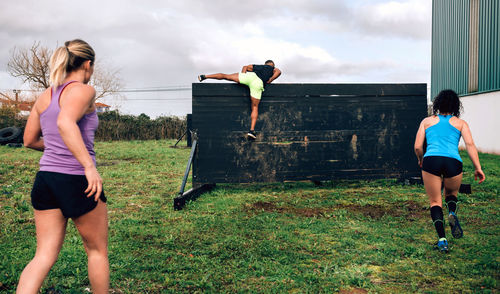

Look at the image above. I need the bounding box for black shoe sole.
[448,214,463,239]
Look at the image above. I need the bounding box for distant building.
[0,98,8,107]
[431,0,500,154]
[17,102,33,117]
[95,102,111,113]
[0,97,33,117]
[2,98,111,116]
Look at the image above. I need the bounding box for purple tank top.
[39,81,98,175]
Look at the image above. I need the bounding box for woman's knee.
[443,182,460,195]
[85,246,108,260]
[33,251,59,268]
[82,235,108,252]
[429,200,442,207]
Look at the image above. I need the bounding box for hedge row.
[0,106,186,141]
[0,107,26,130]
[96,111,186,141]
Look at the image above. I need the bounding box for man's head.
[265,60,275,67]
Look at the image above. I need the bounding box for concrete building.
[431,0,499,154]
[95,102,111,113]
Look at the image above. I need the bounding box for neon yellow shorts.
[239,72,264,100]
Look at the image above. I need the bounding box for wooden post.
[13,89,20,111]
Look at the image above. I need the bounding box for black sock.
[430,206,446,239]
[445,195,458,214]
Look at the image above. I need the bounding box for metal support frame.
[173,130,188,147]
[174,183,216,210]
[173,114,193,148]
[174,132,216,210]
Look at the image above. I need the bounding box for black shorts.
[422,156,463,178]
[31,171,107,218]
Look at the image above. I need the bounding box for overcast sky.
[0,0,432,116]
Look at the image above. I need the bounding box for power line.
[116,86,192,93]
[0,88,40,92]
[122,98,191,101]
[0,85,192,93]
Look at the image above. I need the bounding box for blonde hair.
[49,39,95,87]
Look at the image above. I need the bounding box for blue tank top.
[424,114,462,162]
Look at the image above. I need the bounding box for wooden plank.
[193,83,428,97]
[191,83,427,184]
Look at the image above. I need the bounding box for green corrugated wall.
[431,0,470,98]
[478,0,500,92]
[431,0,499,98]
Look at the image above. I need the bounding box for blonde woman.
[17,39,108,293]
[414,89,485,252]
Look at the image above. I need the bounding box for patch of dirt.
[338,204,387,219]
[245,200,427,220]
[335,200,427,220]
[293,207,330,217]
[98,160,120,166]
[251,201,282,212]
[246,201,330,217]
[401,200,428,219]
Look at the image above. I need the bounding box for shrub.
[0,106,27,129]
[0,107,186,141]
[96,110,186,141]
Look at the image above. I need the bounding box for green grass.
[1,140,499,293]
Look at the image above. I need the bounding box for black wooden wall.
[191,83,427,184]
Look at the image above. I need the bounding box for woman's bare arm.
[57,83,103,200]
[461,120,485,183]
[23,93,48,151]
[414,119,426,167]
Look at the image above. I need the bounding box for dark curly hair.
[432,89,462,117]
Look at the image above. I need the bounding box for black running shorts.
[31,171,107,218]
[422,156,463,178]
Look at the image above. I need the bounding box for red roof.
[18,103,33,111]
[0,98,11,104]
[0,98,33,111]
[95,102,110,108]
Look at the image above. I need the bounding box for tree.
[6,41,123,99]
[7,42,51,90]
[90,62,123,99]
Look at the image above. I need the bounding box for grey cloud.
[278,54,397,83]
[0,0,429,91]
[353,1,431,40]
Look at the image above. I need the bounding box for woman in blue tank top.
[414,89,485,252]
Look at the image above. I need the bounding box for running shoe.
[198,75,206,82]
[448,211,463,239]
[247,130,257,140]
[435,238,449,252]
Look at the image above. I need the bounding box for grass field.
[0,140,499,293]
